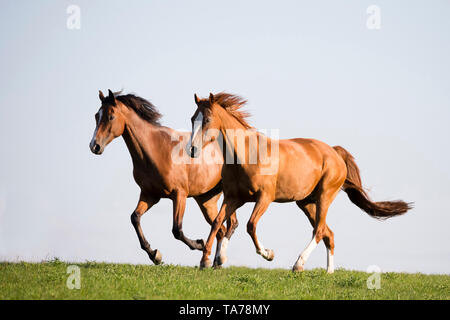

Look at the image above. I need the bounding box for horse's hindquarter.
[274,139,327,202]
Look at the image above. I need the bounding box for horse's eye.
[109,115,115,121]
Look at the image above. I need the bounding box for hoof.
[151,249,162,265]
[213,253,227,268]
[200,258,211,270]
[195,239,205,250]
[263,249,275,261]
[213,263,222,270]
[292,264,304,272]
[327,269,334,274]
[218,254,227,265]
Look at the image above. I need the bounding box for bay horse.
[89,89,238,267]
[187,92,412,272]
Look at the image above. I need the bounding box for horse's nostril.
[93,144,101,153]
[190,146,198,157]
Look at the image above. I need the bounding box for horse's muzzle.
[189,146,199,158]
[90,141,103,155]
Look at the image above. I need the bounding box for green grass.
[0,259,448,300]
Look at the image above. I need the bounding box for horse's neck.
[122,114,162,169]
[219,112,267,165]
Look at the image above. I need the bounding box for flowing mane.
[105,91,162,125]
[213,92,252,129]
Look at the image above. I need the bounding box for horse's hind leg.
[247,194,274,261]
[296,201,335,273]
[323,227,335,273]
[130,195,162,265]
[294,183,340,273]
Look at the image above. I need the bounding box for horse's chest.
[222,165,273,199]
[133,167,171,196]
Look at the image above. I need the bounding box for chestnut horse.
[187,92,412,272]
[89,89,238,266]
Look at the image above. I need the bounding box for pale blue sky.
[0,0,449,274]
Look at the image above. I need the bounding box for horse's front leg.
[172,192,204,251]
[130,195,162,264]
[247,195,274,261]
[200,198,243,269]
[216,211,239,265]
[194,192,238,268]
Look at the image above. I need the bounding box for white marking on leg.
[327,248,334,274]
[219,238,228,263]
[294,235,318,269]
[257,243,265,256]
[256,243,272,260]
[220,238,228,255]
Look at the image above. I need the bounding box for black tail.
[333,146,413,220]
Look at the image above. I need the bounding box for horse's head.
[187,93,222,158]
[89,89,126,155]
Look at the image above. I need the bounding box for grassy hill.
[0,260,448,300]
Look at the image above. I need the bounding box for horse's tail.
[333,146,412,220]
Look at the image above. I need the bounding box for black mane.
[106,92,162,125]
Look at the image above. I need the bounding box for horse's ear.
[194,93,200,105]
[108,89,116,105]
[99,90,105,102]
[209,93,215,105]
